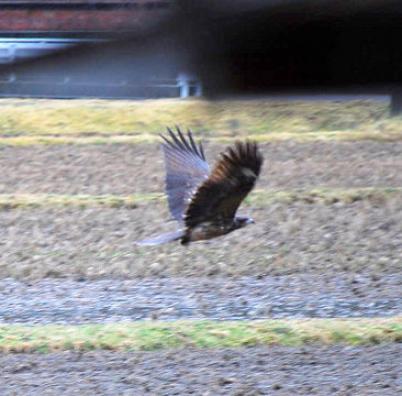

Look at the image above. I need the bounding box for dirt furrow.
[1,345,401,395]
[0,141,400,194]
[0,197,400,279]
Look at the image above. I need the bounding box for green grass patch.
[0,188,399,210]
[0,317,400,353]
[0,98,399,144]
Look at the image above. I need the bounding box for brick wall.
[0,1,171,32]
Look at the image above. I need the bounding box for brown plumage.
[137,127,263,245]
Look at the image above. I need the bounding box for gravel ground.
[0,275,400,324]
[1,345,401,395]
[0,141,401,194]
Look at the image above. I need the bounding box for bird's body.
[180,216,254,245]
[137,127,263,245]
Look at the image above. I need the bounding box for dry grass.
[0,187,400,210]
[249,187,402,206]
[0,130,401,146]
[0,196,400,279]
[0,193,160,210]
[0,317,400,353]
[0,98,400,144]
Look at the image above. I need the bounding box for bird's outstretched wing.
[184,141,263,228]
[161,127,210,222]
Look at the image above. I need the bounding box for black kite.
[137,127,263,245]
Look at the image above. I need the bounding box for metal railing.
[0,73,202,99]
[0,38,202,98]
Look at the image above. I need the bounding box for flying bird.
[137,127,263,245]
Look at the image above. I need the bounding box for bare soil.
[0,141,400,194]
[0,141,400,280]
[0,139,400,393]
[1,345,401,395]
[1,140,400,279]
[0,197,399,279]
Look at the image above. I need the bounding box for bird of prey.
[137,127,263,245]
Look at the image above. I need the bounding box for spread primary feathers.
[137,127,263,245]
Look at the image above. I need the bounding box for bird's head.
[234,215,255,229]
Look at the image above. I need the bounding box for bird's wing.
[184,141,263,228]
[161,127,210,222]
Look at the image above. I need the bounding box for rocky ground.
[0,275,400,324]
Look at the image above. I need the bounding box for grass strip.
[0,193,162,210]
[0,98,389,136]
[0,317,401,353]
[0,98,400,144]
[248,187,402,205]
[0,188,400,210]
[0,134,157,146]
[0,129,401,146]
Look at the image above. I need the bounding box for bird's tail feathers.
[136,230,185,246]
